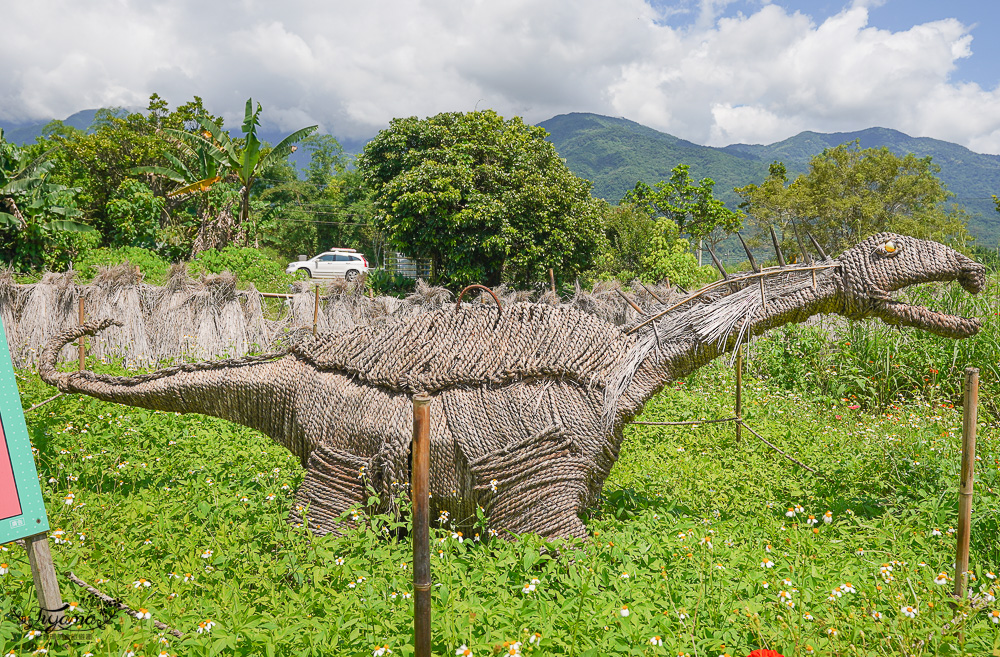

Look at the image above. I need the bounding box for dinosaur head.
[836,232,986,338]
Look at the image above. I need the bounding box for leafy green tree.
[105,179,165,249]
[41,109,166,234]
[621,164,743,264]
[302,134,347,186]
[359,110,606,287]
[37,95,226,258]
[594,203,703,287]
[0,129,96,270]
[253,138,378,262]
[737,142,971,256]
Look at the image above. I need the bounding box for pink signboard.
[0,313,49,544]
[0,416,23,520]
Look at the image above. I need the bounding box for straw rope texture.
[36,233,986,539]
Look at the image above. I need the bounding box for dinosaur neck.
[613,272,841,424]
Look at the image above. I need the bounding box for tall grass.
[748,278,1000,415]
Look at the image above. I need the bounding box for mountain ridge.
[538,113,1000,244]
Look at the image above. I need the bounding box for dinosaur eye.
[879,240,899,255]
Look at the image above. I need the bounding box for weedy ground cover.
[2,361,997,657]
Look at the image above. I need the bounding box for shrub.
[75,246,171,284]
[188,246,295,292]
[366,269,415,297]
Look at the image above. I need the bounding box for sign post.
[0,316,63,628]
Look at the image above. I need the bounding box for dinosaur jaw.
[872,300,981,339]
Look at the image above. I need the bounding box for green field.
[3,287,1000,656]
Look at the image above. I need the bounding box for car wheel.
[295,268,312,280]
[345,269,359,282]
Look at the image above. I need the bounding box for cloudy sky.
[2,0,999,153]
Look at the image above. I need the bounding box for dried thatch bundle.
[147,270,268,362]
[17,271,79,366]
[323,277,375,331]
[570,280,630,325]
[147,266,199,361]
[489,284,535,307]
[287,281,328,333]
[188,273,248,360]
[239,285,272,354]
[0,269,25,363]
[404,280,453,316]
[82,264,153,367]
[368,296,407,323]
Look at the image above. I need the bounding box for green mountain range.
[538,113,1000,245]
[6,109,999,245]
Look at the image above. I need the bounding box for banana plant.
[165,98,317,225]
[131,140,227,200]
[0,128,94,233]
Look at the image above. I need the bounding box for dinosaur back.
[290,303,633,394]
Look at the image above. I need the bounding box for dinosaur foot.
[291,444,373,536]
[471,425,591,540]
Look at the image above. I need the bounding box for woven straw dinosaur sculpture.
[39,233,985,539]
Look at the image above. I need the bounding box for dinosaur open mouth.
[874,263,986,339]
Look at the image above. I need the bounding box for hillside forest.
[1,95,996,292]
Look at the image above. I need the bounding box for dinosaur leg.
[290,443,372,536]
[468,425,590,540]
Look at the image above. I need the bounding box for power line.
[267,216,371,227]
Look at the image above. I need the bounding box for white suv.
[286,249,370,281]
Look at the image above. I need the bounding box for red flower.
[747,650,785,657]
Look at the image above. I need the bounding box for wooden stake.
[25,532,65,630]
[549,268,556,295]
[735,344,743,444]
[77,297,85,371]
[615,288,646,315]
[312,286,320,337]
[954,367,978,598]
[637,281,664,304]
[412,394,432,657]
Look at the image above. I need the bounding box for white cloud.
[1,0,998,153]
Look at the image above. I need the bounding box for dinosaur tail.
[37,318,288,423]
[38,319,122,390]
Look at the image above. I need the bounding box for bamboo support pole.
[412,394,431,657]
[737,422,818,473]
[735,344,743,444]
[637,281,664,304]
[25,393,64,414]
[67,572,182,637]
[77,297,85,371]
[25,533,65,630]
[549,268,556,295]
[954,367,978,598]
[312,286,320,336]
